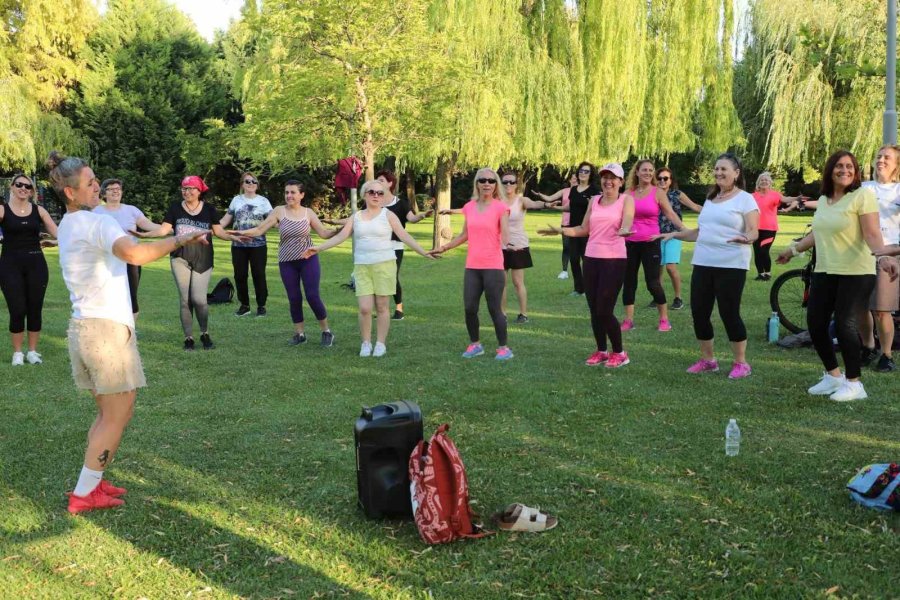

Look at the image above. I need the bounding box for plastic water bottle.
[767,312,780,343]
[725,419,741,457]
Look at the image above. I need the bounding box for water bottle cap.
[728,418,737,424]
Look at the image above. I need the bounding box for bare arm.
[387,212,432,257]
[500,211,510,248]
[407,208,434,223]
[531,188,565,203]
[212,223,247,243]
[308,209,339,239]
[433,221,468,253]
[438,208,463,215]
[113,231,208,266]
[620,194,635,234]
[132,222,174,238]
[218,213,233,228]
[729,210,760,244]
[558,201,592,237]
[860,212,886,253]
[678,192,702,213]
[311,219,353,253]
[776,231,815,264]
[520,197,549,210]
[233,207,281,238]
[135,215,161,231]
[657,190,685,230]
[37,206,58,238]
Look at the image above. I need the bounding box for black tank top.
[1,203,42,253]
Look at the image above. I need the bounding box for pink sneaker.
[686,359,719,374]
[620,319,634,331]
[585,351,609,366]
[728,362,752,379]
[605,352,630,368]
[658,318,672,332]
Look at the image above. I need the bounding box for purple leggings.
[279,256,327,324]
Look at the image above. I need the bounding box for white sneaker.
[373,342,387,357]
[557,271,569,280]
[25,351,42,365]
[11,352,24,366]
[807,372,845,395]
[830,380,868,402]
[359,341,373,357]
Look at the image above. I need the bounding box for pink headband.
[181,176,209,193]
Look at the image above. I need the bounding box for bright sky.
[96,0,246,41]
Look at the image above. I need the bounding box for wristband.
[789,242,801,257]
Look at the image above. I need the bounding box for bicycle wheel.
[770,269,807,334]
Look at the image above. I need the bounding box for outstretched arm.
[310,219,354,254]
[113,231,208,266]
[37,206,58,238]
[432,221,468,254]
[387,212,433,258]
[678,192,702,213]
[657,190,685,230]
[308,209,340,239]
[407,208,434,223]
[233,207,281,238]
[135,215,161,231]
[132,222,174,238]
[776,232,815,264]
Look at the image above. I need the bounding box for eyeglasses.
[12,182,33,190]
[578,168,591,174]
[476,178,496,184]
[502,180,517,186]
[105,187,122,193]
[181,187,198,192]
[364,189,386,197]
[244,179,258,185]
[657,176,670,182]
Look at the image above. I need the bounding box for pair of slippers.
[492,503,558,532]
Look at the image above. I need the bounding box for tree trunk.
[433,155,456,249]
[405,166,418,214]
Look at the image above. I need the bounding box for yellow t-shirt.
[812,187,878,275]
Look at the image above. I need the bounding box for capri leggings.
[171,257,212,338]
[464,268,507,345]
[583,257,626,353]
[0,251,48,333]
[279,255,327,324]
[806,272,876,380]
[623,240,665,306]
[127,264,141,313]
[753,229,777,274]
[690,265,747,342]
[394,249,404,304]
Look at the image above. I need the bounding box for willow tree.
[742,0,888,169]
[0,0,94,171]
[237,0,451,180]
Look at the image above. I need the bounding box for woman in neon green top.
[777,150,897,402]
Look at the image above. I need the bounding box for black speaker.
[354,400,423,518]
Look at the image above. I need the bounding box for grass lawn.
[1,211,899,599]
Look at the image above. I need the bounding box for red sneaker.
[67,486,125,514]
[99,479,127,497]
[585,351,610,366]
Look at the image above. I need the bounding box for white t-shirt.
[93,204,145,235]
[227,194,273,247]
[861,180,900,244]
[58,210,133,328]
[692,191,760,270]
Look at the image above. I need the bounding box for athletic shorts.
[660,238,682,265]
[503,247,533,270]
[353,260,397,297]
[869,256,900,311]
[68,318,146,395]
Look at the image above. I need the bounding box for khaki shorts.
[353,260,397,297]
[68,318,147,395]
[869,256,900,311]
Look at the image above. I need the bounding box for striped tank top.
[278,213,312,262]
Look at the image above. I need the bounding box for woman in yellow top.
[777,150,897,402]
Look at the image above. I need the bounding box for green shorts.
[353,260,397,296]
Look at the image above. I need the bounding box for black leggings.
[584,257,626,353]
[569,237,587,293]
[623,240,665,306]
[0,251,48,333]
[463,268,507,346]
[807,273,876,380]
[690,265,747,342]
[561,236,571,271]
[753,229,777,274]
[127,264,141,313]
[231,245,268,308]
[394,249,404,304]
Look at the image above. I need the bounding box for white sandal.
[495,503,558,532]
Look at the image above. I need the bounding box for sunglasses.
[13,182,33,190]
[578,169,591,174]
[657,176,670,182]
[502,180,517,185]
[477,178,496,184]
[365,189,386,197]
[244,179,258,185]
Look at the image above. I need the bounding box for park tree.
[0,0,94,171]
[67,0,232,217]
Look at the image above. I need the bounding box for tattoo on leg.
[98,449,110,467]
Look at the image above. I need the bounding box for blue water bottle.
[767,312,780,343]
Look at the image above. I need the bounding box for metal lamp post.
[885,0,898,144]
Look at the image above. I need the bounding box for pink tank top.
[627,186,660,242]
[585,195,626,259]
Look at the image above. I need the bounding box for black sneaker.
[875,353,896,372]
[392,310,404,320]
[671,297,684,310]
[200,333,214,350]
[235,305,251,317]
[321,331,335,347]
[289,333,307,346]
[860,346,879,367]
[256,307,267,317]
[515,314,529,324]
[647,301,657,308]
[183,337,195,351]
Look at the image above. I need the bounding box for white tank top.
[353,208,396,264]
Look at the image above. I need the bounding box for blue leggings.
[279,256,327,324]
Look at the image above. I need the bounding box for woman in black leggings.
[777,150,896,402]
[0,174,58,366]
[564,162,600,296]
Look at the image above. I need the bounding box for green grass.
[1,212,899,599]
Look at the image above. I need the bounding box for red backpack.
[408,424,492,544]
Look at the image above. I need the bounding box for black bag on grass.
[207,278,234,304]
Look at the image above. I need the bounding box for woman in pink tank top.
[540,163,635,368]
[621,160,685,333]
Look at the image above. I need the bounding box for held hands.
[651,232,673,242]
[873,244,900,257]
[223,230,254,244]
[438,209,454,216]
[878,256,900,281]
[128,229,153,238]
[427,246,446,257]
[422,209,435,218]
[617,228,634,237]
[728,234,754,245]
[176,231,210,248]
[775,248,794,264]
[537,225,562,236]
[40,239,58,248]
[301,247,319,259]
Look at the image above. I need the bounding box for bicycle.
[769,224,814,334]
